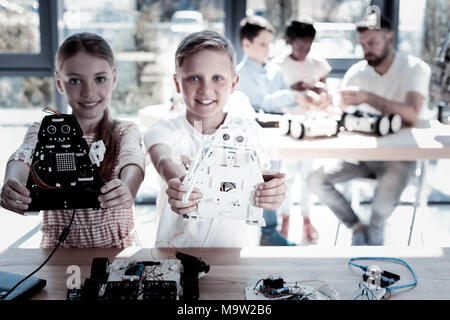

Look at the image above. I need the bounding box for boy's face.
[174,49,238,124]
[288,37,313,61]
[242,30,273,65]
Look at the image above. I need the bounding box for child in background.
[276,19,332,244]
[0,33,146,248]
[145,30,287,248]
[236,16,329,246]
[279,19,331,94]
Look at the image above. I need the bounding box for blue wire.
[348,257,417,292]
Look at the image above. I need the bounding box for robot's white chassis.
[181,123,265,226]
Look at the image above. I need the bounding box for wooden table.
[0,246,449,300]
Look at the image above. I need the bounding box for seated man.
[307,14,431,245]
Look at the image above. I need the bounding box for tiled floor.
[1,116,449,248]
[2,200,450,249]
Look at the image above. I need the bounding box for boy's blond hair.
[175,30,237,74]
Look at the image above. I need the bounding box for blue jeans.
[262,210,278,235]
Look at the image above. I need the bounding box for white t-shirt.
[278,55,331,87]
[144,113,269,248]
[341,52,431,116]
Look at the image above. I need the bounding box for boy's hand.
[166,176,202,215]
[99,179,134,210]
[1,178,31,214]
[255,171,287,210]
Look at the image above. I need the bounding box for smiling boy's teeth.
[198,99,214,104]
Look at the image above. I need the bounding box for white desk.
[263,119,450,161]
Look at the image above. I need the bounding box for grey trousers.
[307,161,416,230]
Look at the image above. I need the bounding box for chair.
[333,160,428,246]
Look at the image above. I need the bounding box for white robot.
[181,122,266,226]
[280,114,341,139]
[341,110,402,136]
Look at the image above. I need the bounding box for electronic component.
[245,276,340,300]
[342,110,402,136]
[69,252,209,301]
[348,257,416,300]
[25,112,105,211]
[181,121,265,226]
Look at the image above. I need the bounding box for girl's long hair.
[56,32,119,181]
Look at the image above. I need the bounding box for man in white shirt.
[308,14,431,245]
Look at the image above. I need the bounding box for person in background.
[236,15,331,246]
[275,18,332,244]
[308,14,431,246]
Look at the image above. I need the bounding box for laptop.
[0,270,46,301]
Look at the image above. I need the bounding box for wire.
[154,231,203,260]
[42,106,62,116]
[0,208,76,300]
[30,160,62,190]
[348,257,418,293]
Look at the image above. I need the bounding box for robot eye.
[47,125,57,134]
[235,136,244,143]
[222,133,230,141]
[61,124,71,134]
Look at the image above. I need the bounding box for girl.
[0,33,146,248]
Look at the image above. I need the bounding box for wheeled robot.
[279,115,341,139]
[341,110,402,136]
[67,252,209,301]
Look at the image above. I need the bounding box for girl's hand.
[98,179,134,210]
[1,178,32,214]
[255,171,287,210]
[166,176,202,215]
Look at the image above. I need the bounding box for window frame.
[0,0,401,107]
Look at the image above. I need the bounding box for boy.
[144,30,287,248]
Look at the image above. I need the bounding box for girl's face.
[174,49,238,127]
[55,51,117,128]
[289,37,313,61]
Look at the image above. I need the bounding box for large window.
[246,0,372,74]
[397,0,427,58]
[61,0,225,117]
[0,0,40,54]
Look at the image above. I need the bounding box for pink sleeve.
[115,121,146,177]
